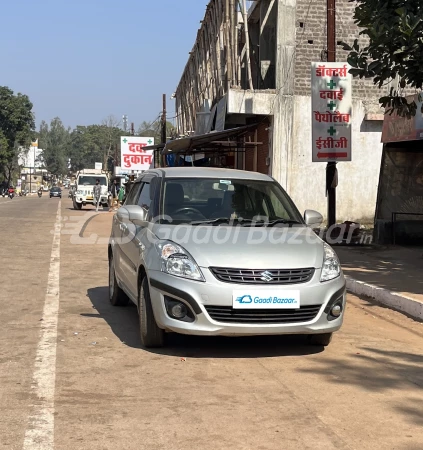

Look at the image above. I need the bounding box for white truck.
[73,169,109,210]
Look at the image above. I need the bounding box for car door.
[120,180,154,295]
[113,182,142,294]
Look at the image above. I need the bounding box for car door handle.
[119,223,127,232]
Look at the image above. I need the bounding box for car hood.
[153,225,325,269]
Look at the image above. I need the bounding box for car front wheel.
[139,277,164,348]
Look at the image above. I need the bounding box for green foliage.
[68,124,124,173]
[39,116,124,175]
[0,86,35,181]
[138,120,176,143]
[39,118,71,175]
[340,0,423,117]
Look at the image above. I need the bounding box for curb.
[346,277,423,321]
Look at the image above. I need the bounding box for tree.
[67,122,123,172]
[0,86,35,183]
[138,120,176,143]
[100,115,123,169]
[341,0,423,117]
[38,118,70,176]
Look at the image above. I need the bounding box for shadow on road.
[336,246,423,298]
[85,286,325,358]
[297,345,423,394]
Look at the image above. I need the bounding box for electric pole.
[326,0,337,228]
[161,94,167,144]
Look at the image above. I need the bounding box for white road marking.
[23,200,61,450]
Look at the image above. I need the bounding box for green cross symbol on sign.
[123,138,128,143]
[148,139,152,144]
[327,80,337,89]
[327,126,337,136]
[327,101,336,111]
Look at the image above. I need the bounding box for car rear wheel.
[308,332,333,347]
[109,255,129,306]
[139,277,164,348]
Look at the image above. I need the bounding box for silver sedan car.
[108,168,346,348]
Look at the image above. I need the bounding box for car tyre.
[308,333,333,347]
[73,200,82,210]
[139,277,164,348]
[109,254,129,306]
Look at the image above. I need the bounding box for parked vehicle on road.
[73,169,108,210]
[50,187,62,198]
[108,168,346,348]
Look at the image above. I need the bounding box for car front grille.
[209,267,314,284]
[204,305,321,324]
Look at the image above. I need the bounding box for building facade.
[174,0,388,223]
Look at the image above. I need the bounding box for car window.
[124,183,141,205]
[137,183,151,210]
[160,178,303,224]
[78,176,107,186]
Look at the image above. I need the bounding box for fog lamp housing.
[324,289,345,321]
[164,297,195,323]
[330,304,342,317]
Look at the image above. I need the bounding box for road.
[1,195,423,450]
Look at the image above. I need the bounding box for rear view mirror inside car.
[213,182,234,191]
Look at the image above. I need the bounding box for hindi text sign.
[311,63,352,162]
[120,136,155,171]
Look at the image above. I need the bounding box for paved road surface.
[1,196,422,450]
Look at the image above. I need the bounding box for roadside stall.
[143,124,261,170]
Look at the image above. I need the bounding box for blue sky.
[1,0,209,130]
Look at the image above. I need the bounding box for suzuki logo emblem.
[260,271,274,282]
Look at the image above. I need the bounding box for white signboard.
[94,162,102,170]
[120,136,155,171]
[311,62,352,162]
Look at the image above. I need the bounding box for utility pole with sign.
[311,0,352,229]
[327,0,337,228]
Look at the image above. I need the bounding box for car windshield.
[51,187,61,191]
[78,176,107,186]
[160,178,303,225]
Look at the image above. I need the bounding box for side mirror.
[304,210,323,227]
[116,205,147,226]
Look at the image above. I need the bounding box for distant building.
[18,143,48,192]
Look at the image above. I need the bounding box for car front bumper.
[147,269,346,337]
[75,195,108,204]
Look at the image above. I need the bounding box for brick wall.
[244,121,270,174]
[294,0,384,113]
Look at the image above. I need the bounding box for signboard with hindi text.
[311,62,352,162]
[120,136,155,172]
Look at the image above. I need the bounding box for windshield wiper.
[240,218,302,227]
[265,219,302,227]
[191,217,252,226]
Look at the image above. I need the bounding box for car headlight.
[320,243,341,282]
[156,241,204,282]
